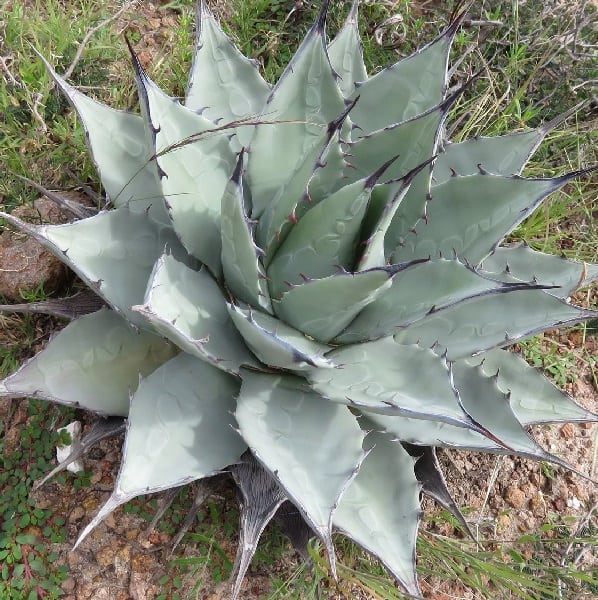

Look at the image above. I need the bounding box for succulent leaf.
[327,0,367,96]
[247,0,345,220]
[393,289,597,359]
[75,352,245,549]
[452,362,589,474]
[433,105,583,184]
[0,206,187,327]
[347,16,461,134]
[235,369,366,577]
[266,176,379,294]
[392,172,583,265]
[0,308,176,416]
[308,337,474,427]
[463,349,598,425]
[274,268,394,343]
[130,46,236,277]
[186,0,270,147]
[220,151,272,312]
[133,253,257,374]
[227,303,334,371]
[480,243,598,298]
[334,432,421,596]
[35,52,162,208]
[336,258,539,344]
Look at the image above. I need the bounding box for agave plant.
[1,0,597,596]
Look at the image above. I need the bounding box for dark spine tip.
[347,0,360,24]
[365,154,401,189]
[328,95,359,136]
[232,149,246,184]
[315,0,331,33]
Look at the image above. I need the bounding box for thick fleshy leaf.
[230,453,287,600]
[37,52,161,208]
[0,206,187,327]
[35,417,126,489]
[334,432,421,597]
[392,172,581,265]
[74,353,246,549]
[347,15,462,134]
[130,47,235,277]
[336,258,542,344]
[363,358,594,471]
[480,243,598,298]
[0,309,176,416]
[220,152,271,312]
[363,412,501,452]
[357,161,433,271]
[273,268,394,343]
[133,253,256,374]
[464,349,598,425]
[327,0,366,96]
[235,370,366,577]
[266,175,381,296]
[344,101,445,185]
[305,127,348,202]
[432,105,583,185]
[307,337,474,428]
[393,289,597,359]
[186,0,269,146]
[254,99,355,262]
[452,361,588,473]
[227,303,334,371]
[247,0,345,219]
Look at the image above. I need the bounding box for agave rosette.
[1,1,597,596]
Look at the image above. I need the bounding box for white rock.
[566,496,582,510]
[56,421,84,473]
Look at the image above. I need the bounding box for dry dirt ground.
[1,1,597,599]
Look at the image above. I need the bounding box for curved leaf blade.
[186,0,269,147]
[393,173,578,265]
[432,105,583,185]
[327,0,366,96]
[347,16,461,134]
[274,268,393,343]
[247,1,345,219]
[0,207,187,327]
[221,152,271,312]
[266,177,376,296]
[36,51,161,208]
[75,353,246,549]
[130,47,235,277]
[480,244,598,298]
[227,303,335,371]
[133,254,257,374]
[393,289,597,360]
[337,258,539,344]
[334,432,421,597]
[464,349,598,425]
[308,338,474,428]
[0,309,176,416]
[235,369,366,577]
